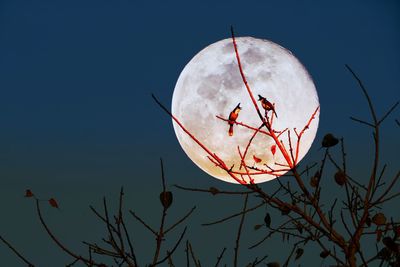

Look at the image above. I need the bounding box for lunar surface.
[171,37,319,184]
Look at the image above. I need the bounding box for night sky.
[0,0,399,266]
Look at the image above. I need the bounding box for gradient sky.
[0,0,399,266]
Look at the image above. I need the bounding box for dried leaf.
[372,213,387,226]
[253,155,262,163]
[271,145,277,156]
[25,189,34,198]
[295,248,304,260]
[264,213,271,228]
[334,170,347,186]
[322,133,339,148]
[159,191,173,209]
[320,250,330,258]
[209,187,219,195]
[48,198,59,209]
[254,224,263,230]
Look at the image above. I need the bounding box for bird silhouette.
[228,103,241,136]
[258,94,278,118]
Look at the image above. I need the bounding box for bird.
[228,103,241,136]
[258,94,278,118]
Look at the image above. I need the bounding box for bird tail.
[228,124,234,136]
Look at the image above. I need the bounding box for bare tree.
[1,159,194,266]
[152,27,400,267]
[1,28,399,266]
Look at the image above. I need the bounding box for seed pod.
[253,155,262,163]
[25,189,34,198]
[209,187,219,195]
[264,213,271,228]
[320,250,330,258]
[310,171,320,188]
[48,198,59,209]
[266,262,280,267]
[322,133,339,148]
[372,213,387,226]
[159,191,173,209]
[279,205,290,215]
[254,224,263,230]
[271,145,277,156]
[334,170,347,186]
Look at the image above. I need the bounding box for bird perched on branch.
[228,103,241,136]
[258,94,278,118]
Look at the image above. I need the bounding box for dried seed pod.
[253,155,262,163]
[279,205,290,215]
[310,171,320,188]
[254,224,263,230]
[48,198,59,209]
[322,133,339,148]
[209,187,219,195]
[159,191,173,209]
[25,189,34,198]
[270,145,277,156]
[320,250,330,258]
[334,170,347,186]
[372,213,387,226]
[264,213,271,228]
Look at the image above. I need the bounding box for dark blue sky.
[0,0,399,265]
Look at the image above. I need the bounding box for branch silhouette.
[2,28,399,267]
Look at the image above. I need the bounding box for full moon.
[171,37,319,184]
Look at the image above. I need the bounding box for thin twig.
[214,247,227,267]
[0,235,35,267]
[378,101,399,125]
[164,206,196,234]
[152,227,187,266]
[188,241,201,267]
[202,201,264,226]
[35,199,102,266]
[234,194,248,267]
[129,211,157,236]
[174,185,253,195]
